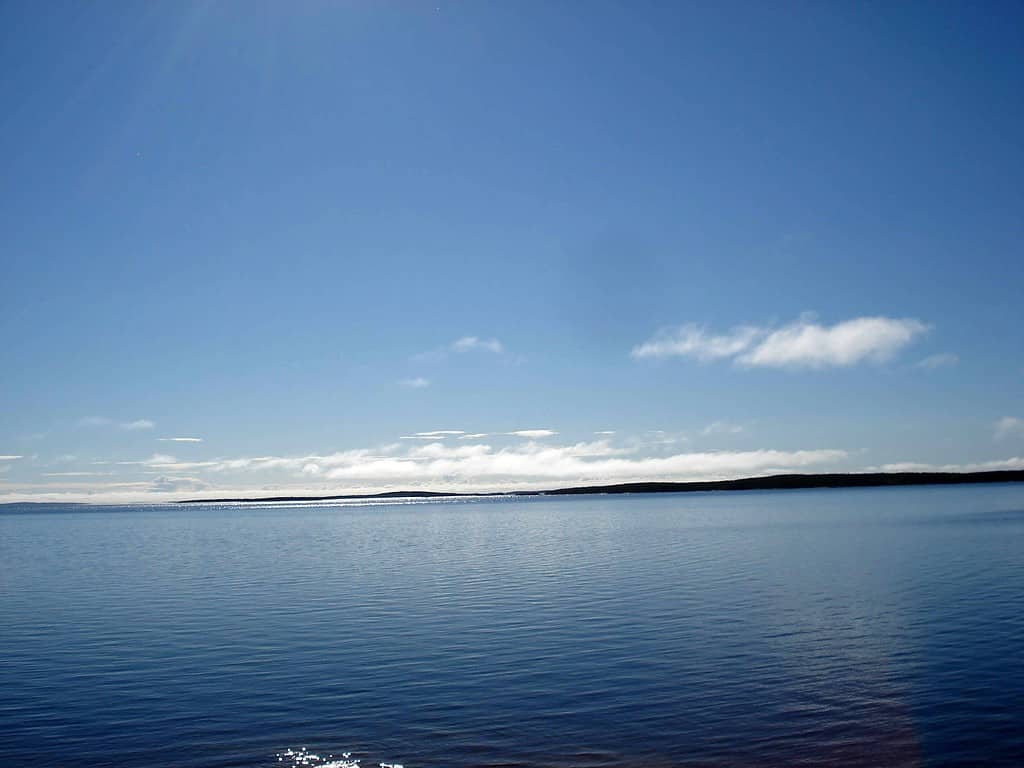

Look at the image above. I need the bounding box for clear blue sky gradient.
[2,2,1022,500]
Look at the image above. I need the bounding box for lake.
[2,484,1023,767]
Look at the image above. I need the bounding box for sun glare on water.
[276,747,403,768]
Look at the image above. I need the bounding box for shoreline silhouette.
[177,469,1024,504]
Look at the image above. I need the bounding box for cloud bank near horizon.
[0,433,852,503]
[6,428,1024,504]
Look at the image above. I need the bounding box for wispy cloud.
[632,324,760,361]
[917,353,959,369]
[995,417,1024,440]
[121,419,155,431]
[635,430,688,447]
[400,430,464,440]
[42,471,113,477]
[594,430,616,436]
[400,377,431,388]
[116,453,177,467]
[79,416,156,430]
[0,455,23,461]
[877,457,1024,472]
[413,336,506,363]
[452,336,504,354]
[508,429,557,439]
[459,433,489,440]
[136,449,391,475]
[633,315,929,368]
[159,437,203,443]
[702,421,744,436]
[149,475,210,493]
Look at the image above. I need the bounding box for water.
[2,485,1023,767]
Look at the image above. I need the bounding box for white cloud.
[120,419,155,430]
[199,449,393,475]
[877,457,1024,473]
[874,462,936,472]
[633,315,929,368]
[631,324,760,361]
[917,353,959,369]
[0,455,23,461]
[159,437,204,443]
[412,336,507,364]
[459,433,489,439]
[702,421,744,436]
[400,377,431,388]
[320,443,847,485]
[20,437,849,503]
[738,317,928,368]
[452,336,503,354]
[8,438,1023,503]
[415,430,465,437]
[995,417,1024,440]
[409,442,494,460]
[508,429,557,438]
[594,430,616,436]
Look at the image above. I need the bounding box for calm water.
[2,485,1024,767]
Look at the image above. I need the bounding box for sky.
[2,1,1023,502]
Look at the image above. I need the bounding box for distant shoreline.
[177,469,1024,504]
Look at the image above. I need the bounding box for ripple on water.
[3,486,1024,767]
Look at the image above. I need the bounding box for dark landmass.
[178,489,505,503]
[543,470,1024,494]
[178,470,1024,503]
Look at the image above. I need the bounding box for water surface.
[2,485,1023,766]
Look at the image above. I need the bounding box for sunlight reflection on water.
[275,746,402,768]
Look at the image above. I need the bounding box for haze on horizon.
[2,2,1022,503]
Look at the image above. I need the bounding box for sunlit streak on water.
[274,746,402,768]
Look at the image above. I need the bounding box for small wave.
[275,747,403,768]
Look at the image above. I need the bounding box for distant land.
[178,470,1024,504]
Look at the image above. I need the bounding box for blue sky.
[2,1,1022,501]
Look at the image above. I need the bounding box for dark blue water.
[2,485,1024,767]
